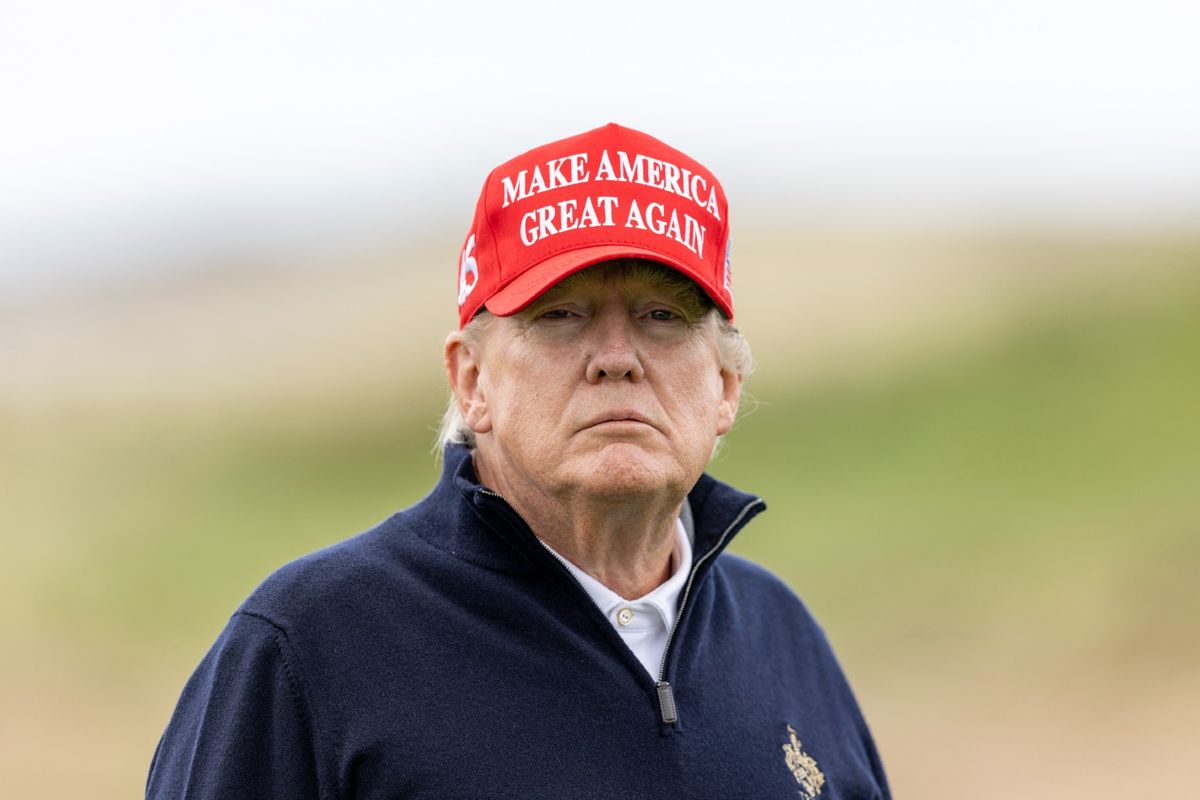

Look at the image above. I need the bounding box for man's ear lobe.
[715,369,742,436]
[444,333,492,434]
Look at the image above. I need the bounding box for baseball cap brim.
[483,244,733,319]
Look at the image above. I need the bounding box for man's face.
[450,263,741,505]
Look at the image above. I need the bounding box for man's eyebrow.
[521,290,574,315]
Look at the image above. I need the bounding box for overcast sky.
[3,0,1198,292]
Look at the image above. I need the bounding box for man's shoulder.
[716,551,798,594]
[235,510,418,631]
[714,552,823,629]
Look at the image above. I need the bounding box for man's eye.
[539,308,577,320]
[646,309,679,322]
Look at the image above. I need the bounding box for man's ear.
[715,368,742,436]
[444,332,492,434]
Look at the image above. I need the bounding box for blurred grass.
[10,278,1198,662]
[721,283,1200,675]
[2,235,1199,798]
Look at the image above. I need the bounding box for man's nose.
[584,309,645,383]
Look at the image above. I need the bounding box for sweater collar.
[419,444,766,575]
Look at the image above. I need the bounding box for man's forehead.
[511,266,705,319]
[528,260,707,304]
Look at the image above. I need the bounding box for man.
[147,123,890,799]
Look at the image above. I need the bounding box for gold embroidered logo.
[782,724,825,799]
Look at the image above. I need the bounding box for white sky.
[2,0,1199,292]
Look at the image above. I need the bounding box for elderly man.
[147,124,890,799]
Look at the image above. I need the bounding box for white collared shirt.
[540,519,693,680]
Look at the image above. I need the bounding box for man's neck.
[535,498,681,599]
[473,454,683,599]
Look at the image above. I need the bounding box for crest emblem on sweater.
[782,724,825,799]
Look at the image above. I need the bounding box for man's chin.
[565,443,689,499]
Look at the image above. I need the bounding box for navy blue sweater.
[148,446,890,799]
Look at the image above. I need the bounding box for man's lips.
[579,409,657,432]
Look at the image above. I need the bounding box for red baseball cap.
[455,123,733,328]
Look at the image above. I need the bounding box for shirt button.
[616,607,635,626]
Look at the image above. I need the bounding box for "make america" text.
[500,150,721,221]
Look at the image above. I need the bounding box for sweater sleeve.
[146,611,327,800]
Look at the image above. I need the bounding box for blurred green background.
[3,230,1197,798]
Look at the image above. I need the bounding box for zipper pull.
[656,681,678,724]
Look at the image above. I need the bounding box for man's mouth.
[580,409,656,431]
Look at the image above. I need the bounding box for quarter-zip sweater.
[147,445,891,799]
